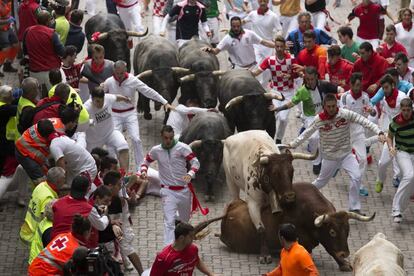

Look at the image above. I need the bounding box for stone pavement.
[1,0,414,275]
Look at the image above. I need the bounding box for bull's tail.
[194,214,226,240]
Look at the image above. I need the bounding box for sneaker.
[375,180,383,193]
[393,215,402,223]
[392,177,400,188]
[359,186,369,197]
[313,163,321,175]
[367,155,373,165]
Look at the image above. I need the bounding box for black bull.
[179,112,232,201]
[85,14,148,72]
[201,183,376,272]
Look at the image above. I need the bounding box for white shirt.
[372,0,389,5]
[166,104,209,137]
[340,91,371,136]
[395,22,414,59]
[310,87,323,114]
[244,10,281,41]
[84,94,117,143]
[380,90,408,131]
[217,29,263,67]
[103,73,168,111]
[401,67,414,83]
[50,136,97,175]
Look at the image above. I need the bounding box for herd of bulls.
[84,14,406,274]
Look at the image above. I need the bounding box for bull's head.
[180,70,226,108]
[259,148,317,209]
[314,211,376,271]
[189,139,224,179]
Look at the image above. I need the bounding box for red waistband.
[161,184,186,191]
[112,107,134,113]
[116,1,138,8]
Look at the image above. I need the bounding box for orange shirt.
[266,242,319,276]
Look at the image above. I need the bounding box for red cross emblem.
[50,236,69,252]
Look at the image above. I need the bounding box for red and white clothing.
[378,41,408,60]
[152,0,168,35]
[116,0,144,32]
[61,63,82,89]
[326,58,353,91]
[400,67,414,83]
[395,22,414,68]
[141,142,200,244]
[166,104,209,138]
[103,73,168,169]
[149,244,200,276]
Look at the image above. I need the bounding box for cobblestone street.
[1,0,414,275]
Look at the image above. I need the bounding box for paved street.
[1,0,414,275]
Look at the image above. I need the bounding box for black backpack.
[18,101,62,134]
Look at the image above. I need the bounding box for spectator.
[149,221,217,276]
[16,77,39,132]
[20,167,66,245]
[65,9,85,54]
[263,223,319,276]
[326,45,354,91]
[0,0,19,77]
[23,10,65,95]
[28,214,92,275]
[51,0,70,44]
[17,0,41,42]
[395,8,414,68]
[395,52,414,83]
[377,24,407,63]
[337,26,360,63]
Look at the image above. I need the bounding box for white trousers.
[313,153,362,210]
[280,15,299,38]
[254,44,273,87]
[351,125,367,180]
[112,110,144,169]
[272,89,294,141]
[85,0,97,15]
[161,187,191,245]
[392,151,414,216]
[356,36,380,50]
[86,130,129,154]
[199,17,220,44]
[117,4,144,32]
[0,165,28,201]
[377,143,401,183]
[311,11,327,30]
[152,15,164,36]
[304,116,321,165]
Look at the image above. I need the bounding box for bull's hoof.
[259,255,272,264]
[339,263,353,272]
[144,112,152,120]
[204,194,215,202]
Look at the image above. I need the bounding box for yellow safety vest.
[20,182,58,244]
[0,101,17,141]
[16,97,36,139]
[48,85,90,125]
[28,217,52,264]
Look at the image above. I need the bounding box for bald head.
[0,85,13,104]
[114,60,127,70]
[21,77,40,101]
[113,60,128,82]
[37,10,51,26]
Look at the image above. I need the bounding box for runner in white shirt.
[116,0,144,34]
[103,61,174,170]
[395,8,414,68]
[50,134,98,188]
[203,16,275,69]
[243,0,281,86]
[84,87,130,172]
[395,52,414,83]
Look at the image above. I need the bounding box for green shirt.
[291,86,321,117]
[341,41,360,63]
[389,116,414,153]
[55,16,70,44]
[206,0,219,18]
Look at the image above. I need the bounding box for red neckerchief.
[385,88,399,108]
[350,90,362,100]
[319,107,339,121]
[402,21,413,32]
[257,7,268,15]
[299,25,314,33]
[187,114,195,120]
[394,112,414,126]
[114,72,129,86]
[91,60,104,74]
[48,132,65,142]
[47,181,59,193]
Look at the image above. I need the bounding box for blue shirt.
[370,81,414,106]
[287,28,335,56]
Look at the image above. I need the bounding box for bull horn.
[259,156,269,165]
[171,67,191,74]
[346,211,376,222]
[225,96,244,110]
[314,214,329,227]
[126,27,149,37]
[189,140,202,149]
[193,215,226,240]
[291,149,319,160]
[137,70,153,79]
[212,70,226,76]
[180,74,196,83]
[92,32,108,42]
[263,92,285,101]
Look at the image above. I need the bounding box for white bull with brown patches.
[353,233,406,276]
[222,130,316,263]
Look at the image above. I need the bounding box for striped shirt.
[389,116,414,153]
[290,108,381,160]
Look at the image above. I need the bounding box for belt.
[161,184,186,191]
[116,1,138,8]
[112,107,134,113]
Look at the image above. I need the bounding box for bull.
[133,35,189,120]
[178,38,224,108]
[222,130,316,264]
[353,233,406,276]
[85,14,148,72]
[218,70,283,138]
[179,112,232,201]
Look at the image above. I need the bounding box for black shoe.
[349,209,366,216]
[312,163,321,175]
[276,139,282,144]
[3,61,17,73]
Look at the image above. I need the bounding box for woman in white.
[395,8,414,68]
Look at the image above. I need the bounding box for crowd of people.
[1,0,414,275]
